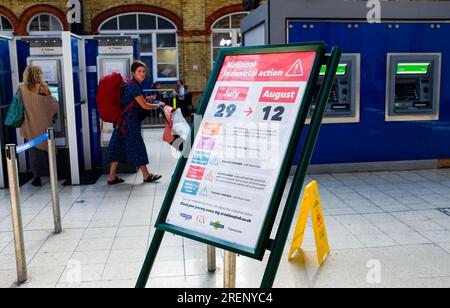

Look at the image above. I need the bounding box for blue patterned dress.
[106,81,149,167]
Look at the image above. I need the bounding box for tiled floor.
[0,129,449,288]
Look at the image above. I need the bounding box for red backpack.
[96,72,136,136]
[96,72,128,124]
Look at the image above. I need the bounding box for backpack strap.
[116,79,139,137]
[117,101,135,137]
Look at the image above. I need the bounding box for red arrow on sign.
[244,107,253,117]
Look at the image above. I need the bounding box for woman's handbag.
[5,88,25,128]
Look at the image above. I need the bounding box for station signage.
[161,50,318,253]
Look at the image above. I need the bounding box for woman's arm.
[135,96,164,110]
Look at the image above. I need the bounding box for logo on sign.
[180,213,193,221]
[210,221,225,230]
[196,215,208,225]
[259,87,299,103]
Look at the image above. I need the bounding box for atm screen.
[395,78,419,100]
[311,83,338,104]
[396,63,430,75]
[320,64,348,76]
[49,86,60,102]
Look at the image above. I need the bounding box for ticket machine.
[15,33,89,185]
[309,54,360,123]
[386,53,441,121]
[26,38,67,145]
[98,37,134,173]
[84,36,137,172]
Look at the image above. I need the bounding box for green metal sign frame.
[136,42,342,288]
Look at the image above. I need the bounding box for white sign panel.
[165,51,317,251]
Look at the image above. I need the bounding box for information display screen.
[49,85,60,102]
[320,64,347,76]
[396,63,430,75]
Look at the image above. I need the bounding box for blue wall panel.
[288,22,450,165]
[71,38,85,169]
[0,39,16,146]
[85,39,102,168]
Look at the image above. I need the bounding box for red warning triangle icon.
[205,172,214,181]
[286,59,304,77]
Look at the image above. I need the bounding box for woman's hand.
[39,84,51,96]
[145,95,157,103]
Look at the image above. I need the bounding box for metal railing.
[5,127,61,284]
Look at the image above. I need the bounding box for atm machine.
[309,54,360,123]
[386,53,441,121]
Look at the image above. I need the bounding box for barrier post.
[46,128,61,234]
[224,251,236,288]
[207,245,216,273]
[5,144,28,284]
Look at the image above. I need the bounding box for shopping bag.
[5,89,24,128]
[171,108,190,141]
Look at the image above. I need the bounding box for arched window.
[27,13,63,34]
[211,12,249,66]
[99,13,178,83]
[0,15,13,33]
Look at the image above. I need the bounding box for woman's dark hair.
[131,60,147,73]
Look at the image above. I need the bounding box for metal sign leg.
[224,251,236,288]
[207,245,216,273]
[135,229,165,288]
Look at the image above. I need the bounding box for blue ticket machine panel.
[309,54,360,123]
[386,53,441,121]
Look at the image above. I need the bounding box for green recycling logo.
[210,220,224,230]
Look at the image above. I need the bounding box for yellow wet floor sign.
[289,180,330,266]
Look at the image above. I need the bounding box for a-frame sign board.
[136,42,342,288]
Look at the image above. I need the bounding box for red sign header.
[259,87,299,103]
[217,51,316,82]
[215,86,249,102]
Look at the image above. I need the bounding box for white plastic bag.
[171,109,190,141]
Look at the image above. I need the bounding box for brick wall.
[1,0,247,105]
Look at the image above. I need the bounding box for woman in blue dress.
[106,60,165,185]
